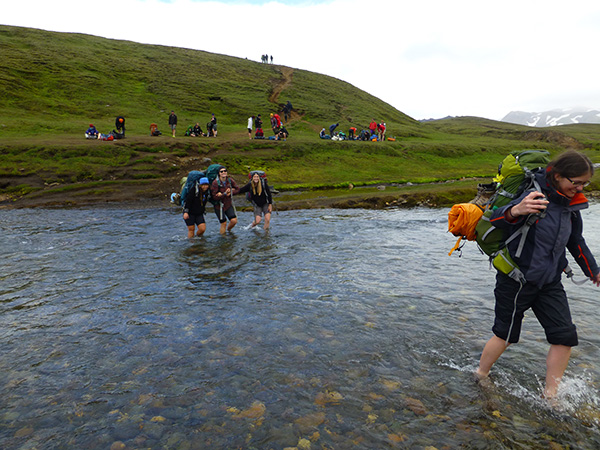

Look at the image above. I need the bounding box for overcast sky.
[4,0,600,120]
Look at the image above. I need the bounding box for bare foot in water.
[474,368,489,380]
[474,368,494,389]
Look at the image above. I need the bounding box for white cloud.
[3,0,600,120]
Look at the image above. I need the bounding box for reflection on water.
[1,206,599,449]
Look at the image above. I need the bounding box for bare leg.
[187,225,195,239]
[219,222,227,234]
[545,344,571,398]
[196,223,206,237]
[263,212,271,230]
[227,217,237,232]
[476,335,510,378]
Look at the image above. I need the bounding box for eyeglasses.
[219,169,227,173]
[566,176,591,188]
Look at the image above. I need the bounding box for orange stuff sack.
[447,203,484,256]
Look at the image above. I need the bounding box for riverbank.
[2,129,598,211]
[0,176,487,210]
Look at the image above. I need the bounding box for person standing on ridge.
[169,111,177,138]
[475,150,599,400]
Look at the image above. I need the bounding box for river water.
[1,205,599,449]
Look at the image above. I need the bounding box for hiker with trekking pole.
[210,166,240,234]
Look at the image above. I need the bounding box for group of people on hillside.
[247,112,289,140]
[167,111,218,138]
[320,118,386,141]
[261,54,273,64]
[88,103,295,141]
[181,167,273,238]
[84,116,126,141]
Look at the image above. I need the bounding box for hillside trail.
[269,66,293,103]
[268,66,303,124]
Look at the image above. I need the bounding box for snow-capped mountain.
[502,108,600,127]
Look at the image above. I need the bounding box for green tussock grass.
[1,25,599,206]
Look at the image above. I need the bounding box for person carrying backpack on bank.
[183,177,210,238]
[475,150,599,400]
[239,171,273,230]
[210,167,240,234]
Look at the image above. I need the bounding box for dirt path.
[269,66,294,104]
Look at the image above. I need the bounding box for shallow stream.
[1,205,599,449]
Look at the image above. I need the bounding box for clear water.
[1,205,599,449]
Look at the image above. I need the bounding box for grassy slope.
[1,25,599,207]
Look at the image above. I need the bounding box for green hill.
[0,25,598,208]
[0,25,416,137]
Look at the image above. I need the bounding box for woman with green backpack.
[475,150,599,400]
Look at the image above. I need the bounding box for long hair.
[547,150,594,188]
[252,178,262,197]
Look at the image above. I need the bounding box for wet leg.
[227,217,237,232]
[545,344,571,398]
[477,335,510,378]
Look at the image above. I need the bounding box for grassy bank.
[1,26,599,209]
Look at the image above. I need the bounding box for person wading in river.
[210,167,240,234]
[182,177,210,238]
[238,172,273,230]
[475,150,600,400]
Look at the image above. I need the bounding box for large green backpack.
[475,150,551,282]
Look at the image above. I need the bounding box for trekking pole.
[564,265,589,285]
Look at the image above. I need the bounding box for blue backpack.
[179,170,205,208]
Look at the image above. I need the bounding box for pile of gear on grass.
[170,164,277,211]
[85,116,126,141]
[447,149,585,284]
[249,112,289,141]
[319,120,394,142]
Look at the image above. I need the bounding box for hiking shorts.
[184,214,205,227]
[253,204,270,217]
[170,124,177,130]
[214,205,236,223]
[248,128,252,134]
[492,272,578,346]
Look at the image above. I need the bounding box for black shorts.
[184,214,205,226]
[214,205,236,223]
[492,272,577,346]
